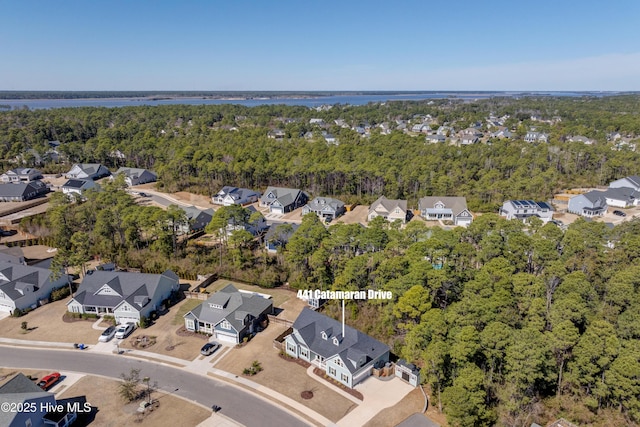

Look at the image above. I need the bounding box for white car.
[115,322,135,339]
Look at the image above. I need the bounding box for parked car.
[37,372,61,390]
[115,322,135,339]
[613,210,627,217]
[99,325,116,342]
[200,342,220,356]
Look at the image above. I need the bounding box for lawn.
[172,298,203,326]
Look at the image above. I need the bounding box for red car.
[37,372,61,390]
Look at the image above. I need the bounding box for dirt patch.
[131,335,157,349]
[0,298,100,344]
[214,323,356,423]
[301,390,313,400]
[57,375,211,427]
[335,205,369,225]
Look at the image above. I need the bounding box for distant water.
[0,92,607,110]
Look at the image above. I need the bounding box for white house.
[368,196,408,223]
[419,196,473,226]
[111,167,157,186]
[65,163,111,180]
[0,261,70,314]
[61,179,98,198]
[499,200,554,223]
[67,270,179,324]
[212,186,260,206]
[567,191,608,217]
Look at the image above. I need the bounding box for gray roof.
[292,307,389,374]
[261,187,305,208]
[185,284,272,333]
[304,197,345,212]
[264,222,300,245]
[0,373,55,427]
[419,196,469,215]
[0,261,60,303]
[369,196,407,215]
[602,186,640,202]
[0,180,48,198]
[70,270,178,311]
[114,167,157,181]
[216,186,260,201]
[580,190,608,207]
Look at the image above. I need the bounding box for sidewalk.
[0,336,332,426]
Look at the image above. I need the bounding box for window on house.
[287,343,296,354]
[220,320,231,330]
[341,373,349,383]
[329,367,336,376]
[334,358,344,367]
[300,348,309,358]
[186,319,195,330]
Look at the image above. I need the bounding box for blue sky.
[1,0,639,91]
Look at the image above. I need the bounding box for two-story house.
[367,196,408,223]
[419,196,473,226]
[499,200,554,223]
[567,191,608,217]
[212,186,261,206]
[302,197,346,221]
[259,187,308,214]
[284,308,390,388]
[1,168,43,183]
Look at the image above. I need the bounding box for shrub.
[139,315,150,329]
[50,286,71,302]
[21,321,28,330]
[12,308,23,317]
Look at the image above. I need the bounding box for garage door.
[215,332,237,344]
[271,207,283,214]
[0,303,13,313]
[117,317,139,325]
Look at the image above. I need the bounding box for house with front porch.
[367,196,408,223]
[499,200,554,223]
[567,191,608,217]
[67,270,179,324]
[302,197,346,221]
[419,196,473,226]
[183,284,272,344]
[65,163,111,180]
[212,186,260,206]
[1,168,43,183]
[0,261,70,315]
[284,307,390,388]
[259,187,308,214]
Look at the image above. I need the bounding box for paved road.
[0,347,309,427]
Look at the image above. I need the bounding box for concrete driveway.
[337,376,415,426]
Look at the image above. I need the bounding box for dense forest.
[1,96,640,211]
[5,97,640,426]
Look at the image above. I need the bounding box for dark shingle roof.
[292,307,389,374]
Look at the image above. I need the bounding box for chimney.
[342,298,345,338]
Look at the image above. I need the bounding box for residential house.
[67,270,179,324]
[567,191,608,217]
[524,131,549,143]
[490,127,513,139]
[324,133,338,144]
[609,175,640,192]
[499,200,554,223]
[419,197,473,226]
[0,181,49,202]
[0,373,65,427]
[1,168,43,183]
[223,205,267,237]
[602,187,640,208]
[111,167,157,186]
[181,206,214,233]
[436,126,453,136]
[61,179,98,198]
[0,261,70,314]
[368,196,408,223]
[264,222,299,253]
[284,307,390,388]
[567,135,595,145]
[267,129,286,140]
[212,186,260,206]
[460,135,479,145]
[302,197,346,221]
[259,187,308,214]
[183,284,273,344]
[309,118,325,125]
[65,163,110,180]
[425,134,446,144]
[0,246,26,265]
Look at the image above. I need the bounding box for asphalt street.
[0,346,309,427]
